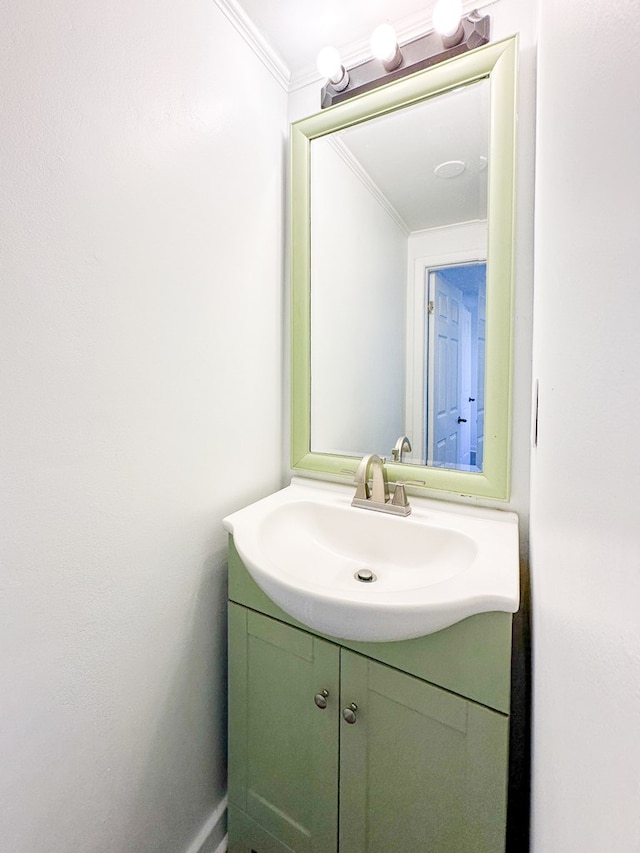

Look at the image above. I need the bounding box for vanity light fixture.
[318,9,490,108]
[370,24,402,72]
[316,46,350,92]
[432,0,465,48]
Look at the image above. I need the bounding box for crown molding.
[214,0,291,91]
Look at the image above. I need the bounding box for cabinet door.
[228,604,340,853]
[339,650,509,853]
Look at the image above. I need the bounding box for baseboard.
[212,837,228,853]
[184,796,228,853]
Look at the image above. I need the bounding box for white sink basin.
[223,478,519,642]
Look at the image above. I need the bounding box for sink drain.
[354,568,377,583]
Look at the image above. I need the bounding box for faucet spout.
[352,453,410,516]
[369,454,389,503]
[353,454,384,500]
[391,435,412,463]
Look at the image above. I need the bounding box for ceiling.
[234,0,442,85]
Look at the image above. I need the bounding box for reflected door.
[426,263,486,471]
[459,308,473,466]
[428,272,463,467]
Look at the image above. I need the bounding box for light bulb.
[317,46,346,85]
[433,0,463,38]
[370,24,399,65]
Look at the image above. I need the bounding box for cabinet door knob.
[342,702,358,724]
[314,689,329,709]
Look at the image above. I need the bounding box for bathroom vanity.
[227,538,514,852]
[225,32,521,853]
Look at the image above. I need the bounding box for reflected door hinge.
[427,300,434,315]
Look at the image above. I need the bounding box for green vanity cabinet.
[338,651,509,852]
[228,540,512,853]
[228,605,339,853]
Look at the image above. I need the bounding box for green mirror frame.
[290,36,517,500]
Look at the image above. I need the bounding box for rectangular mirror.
[291,37,517,500]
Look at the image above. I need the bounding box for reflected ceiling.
[336,81,489,231]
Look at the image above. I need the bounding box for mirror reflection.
[310,78,489,471]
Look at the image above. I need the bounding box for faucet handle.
[391,482,410,508]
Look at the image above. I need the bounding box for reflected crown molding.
[326,137,410,236]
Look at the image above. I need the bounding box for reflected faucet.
[352,454,411,517]
[391,435,412,463]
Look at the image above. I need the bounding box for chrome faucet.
[352,454,411,516]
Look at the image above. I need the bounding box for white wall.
[310,138,407,457]
[531,0,640,849]
[0,1,286,851]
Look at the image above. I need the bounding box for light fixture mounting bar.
[320,13,490,109]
